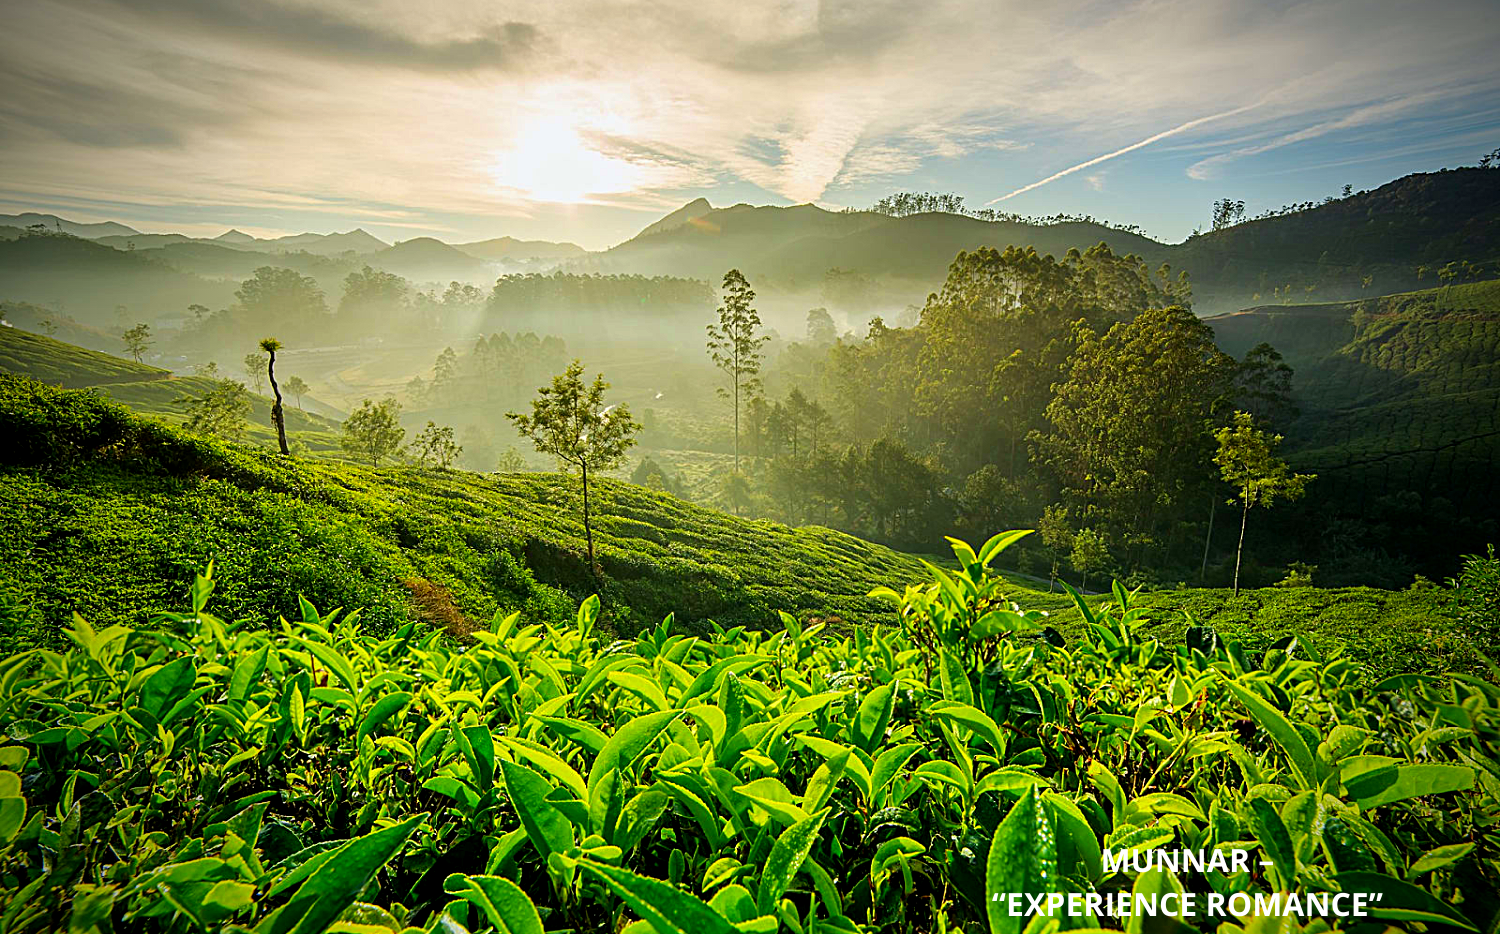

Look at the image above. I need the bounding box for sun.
[488,117,651,204]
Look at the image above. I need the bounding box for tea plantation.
[0,374,1478,680]
[0,534,1496,934]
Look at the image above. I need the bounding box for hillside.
[0,212,139,237]
[1177,167,1500,311]
[0,326,344,451]
[1209,279,1499,516]
[371,236,493,282]
[0,374,1473,678]
[453,235,587,262]
[580,202,1164,285]
[0,232,236,326]
[0,325,168,386]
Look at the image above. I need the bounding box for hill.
[1176,167,1500,312]
[371,236,492,282]
[0,374,1472,677]
[453,235,587,263]
[0,231,237,326]
[0,325,168,386]
[0,326,344,451]
[1206,279,1500,577]
[0,212,140,238]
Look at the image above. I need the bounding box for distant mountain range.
[2,166,1496,322]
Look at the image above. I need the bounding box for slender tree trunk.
[266,351,290,456]
[1233,495,1249,596]
[581,460,596,575]
[733,371,740,475]
[1200,496,1216,581]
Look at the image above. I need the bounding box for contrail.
[986,103,1260,204]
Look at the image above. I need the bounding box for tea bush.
[1,532,1495,934]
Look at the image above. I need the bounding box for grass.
[1,373,1481,682]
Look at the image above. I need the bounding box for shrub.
[0,538,1494,934]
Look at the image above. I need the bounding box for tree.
[122,323,152,363]
[237,267,327,337]
[340,266,409,327]
[805,307,837,346]
[1213,411,1315,595]
[1480,147,1500,169]
[706,270,768,473]
[183,379,250,440]
[1211,199,1245,230]
[507,361,640,573]
[412,422,462,469]
[1070,528,1110,593]
[282,375,309,409]
[258,338,290,456]
[1234,342,1298,429]
[243,352,267,392]
[188,303,209,322]
[496,448,527,473]
[341,398,405,467]
[1035,305,1236,569]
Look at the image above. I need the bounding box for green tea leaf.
[757,812,826,916]
[985,786,1057,934]
[579,859,738,934]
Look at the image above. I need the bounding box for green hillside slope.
[0,374,1470,677]
[1176,167,1500,312]
[1208,280,1500,520]
[0,325,168,386]
[0,325,344,451]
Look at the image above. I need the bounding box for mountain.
[581,200,1164,290]
[259,228,390,255]
[634,197,714,239]
[0,212,140,238]
[1174,167,1500,312]
[452,236,587,263]
[1206,279,1500,571]
[370,236,491,282]
[215,229,256,244]
[0,232,236,326]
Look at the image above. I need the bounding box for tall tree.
[341,398,405,467]
[507,361,640,573]
[1213,411,1315,594]
[122,323,152,363]
[805,307,837,346]
[237,267,327,338]
[259,337,290,456]
[706,269,768,473]
[1034,305,1236,569]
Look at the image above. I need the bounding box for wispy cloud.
[987,104,1260,203]
[0,0,1496,245]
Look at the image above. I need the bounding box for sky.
[1,0,1498,250]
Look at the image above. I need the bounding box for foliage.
[281,375,309,409]
[508,361,641,570]
[121,322,152,363]
[706,270,769,471]
[411,422,463,469]
[0,535,1495,934]
[1214,412,1315,594]
[342,398,406,467]
[1449,545,1500,649]
[183,378,251,441]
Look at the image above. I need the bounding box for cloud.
[0,0,1496,245]
[1085,173,1105,191]
[100,0,538,72]
[1185,92,1447,179]
[987,103,1261,203]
